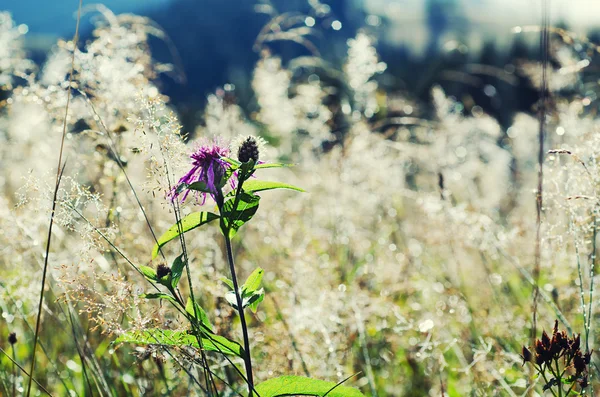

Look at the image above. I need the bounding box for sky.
[3,0,171,34]
[3,0,600,54]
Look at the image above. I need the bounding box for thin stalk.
[531,3,549,392]
[555,360,563,397]
[586,212,596,351]
[586,211,596,394]
[223,232,254,395]
[11,344,16,397]
[26,2,82,396]
[0,347,53,397]
[218,166,255,395]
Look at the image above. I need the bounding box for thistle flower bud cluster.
[237,136,260,163]
[522,320,591,392]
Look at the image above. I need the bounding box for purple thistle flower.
[170,139,233,204]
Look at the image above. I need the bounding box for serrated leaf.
[140,293,178,306]
[170,254,186,289]
[242,180,305,193]
[221,192,260,237]
[185,297,213,331]
[152,212,219,259]
[254,376,365,397]
[114,329,243,357]
[140,265,158,281]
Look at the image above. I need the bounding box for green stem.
[539,364,559,397]
[11,345,16,397]
[218,165,254,395]
[556,359,563,397]
[223,231,254,395]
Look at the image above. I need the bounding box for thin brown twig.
[530,0,549,394]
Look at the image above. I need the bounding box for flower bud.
[237,136,260,163]
[156,264,172,279]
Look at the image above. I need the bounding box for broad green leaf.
[170,254,186,289]
[221,192,260,237]
[140,265,157,281]
[152,212,219,259]
[185,297,213,331]
[254,163,293,169]
[255,376,365,397]
[242,180,305,193]
[115,329,243,357]
[140,293,178,306]
[242,268,264,294]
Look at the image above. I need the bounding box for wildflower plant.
[523,320,591,396]
[115,135,366,396]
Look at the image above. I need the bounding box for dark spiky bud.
[156,264,171,279]
[237,137,259,163]
[573,351,586,376]
[571,334,581,355]
[522,346,532,365]
[541,331,551,347]
[8,332,17,345]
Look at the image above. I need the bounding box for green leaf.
[254,376,365,397]
[225,288,264,312]
[185,297,213,331]
[115,329,243,357]
[254,163,293,169]
[221,192,260,237]
[187,181,211,193]
[140,293,178,306]
[242,180,305,193]
[243,268,264,294]
[221,156,241,169]
[152,212,219,259]
[170,254,186,289]
[220,277,234,290]
[140,265,158,281]
[240,159,256,175]
[247,290,265,313]
[202,333,245,357]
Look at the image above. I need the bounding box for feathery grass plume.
[344,32,386,118]
[0,12,34,90]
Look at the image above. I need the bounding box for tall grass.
[0,1,599,395]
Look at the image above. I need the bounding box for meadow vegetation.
[0,2,598,396]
